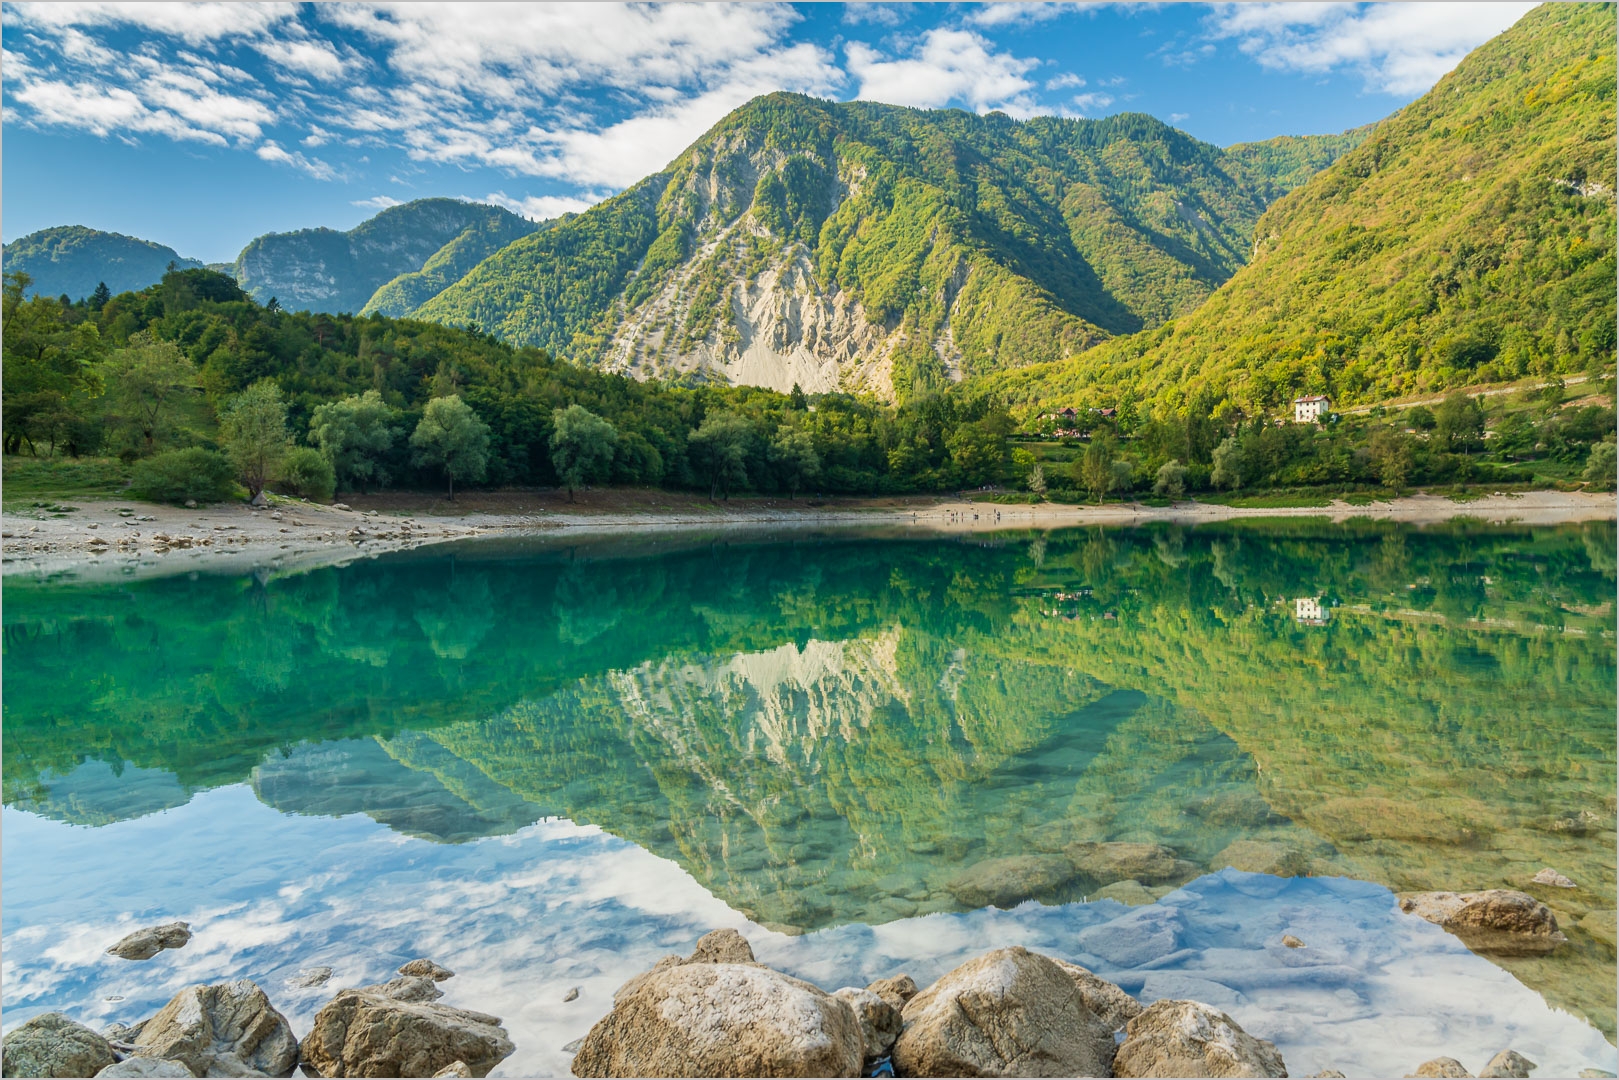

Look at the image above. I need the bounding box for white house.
[1294,395,1330,423]
[1294,597,1330,624]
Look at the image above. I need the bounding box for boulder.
[1282,935,1305,949]
[1211,840,1311,878]
[287,967,334,989]
[1049,959,1142,1031]
[1579,909,1616,947]
[864,974,919,1012]
[892,947,1116,1078]
[686,928,756,965]
[1067,842,1198,886]
[363,976,444,1003]
[431,1063,473,1078]
[106,922,192,961]
[1407,1058,1472,1078]
[1530,867,1576,888]
[1093,880,1160,906]
[571,963,862,1078]
[944,855,1075,908]
[1479,1050,1537,1078]
[1076,905,1184,967]
[398,959,455,982]
[832,988,902,1061]
[2,1013,117,1078]
[1399,890,1567,955]
[1113,1000,1286,1078]
[133,980,298,1078]
[299,986,515,1078]
[94,1059,193,1078]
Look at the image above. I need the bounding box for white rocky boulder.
[299,986,514,1078]
[2,1013,117,1078]
[131,980,298,1077]
[94,1058,193,1077]
[1113,999,1287,1078]
[106,923,192,961]
[892,946,1116,1078]
[1049,958,1144,1031]
[831,987,901,1062]
[1399,890,1567,955]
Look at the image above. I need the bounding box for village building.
[1294,395,1331,423]
[1294,597,1330,625]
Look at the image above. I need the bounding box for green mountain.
[1,226,203,300]
[980,3,1617,417]
[359,211,563,317]
[231,198,543,315]
[413,98,1363,400]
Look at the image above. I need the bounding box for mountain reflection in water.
[4,520,1615,1058]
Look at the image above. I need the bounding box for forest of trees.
[3,265,1612,506]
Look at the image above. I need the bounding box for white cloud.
[1169,111,1189,124]
[302,125,331,148]
[1206,2,1538,95]
[1046,72,1086,90]
[964,3,1071,29]
[254,37,353,82]
[352,194,402,210]
[841,3,907,27]
[7,2,297,45]
[1070,91,1115,114]
[847,29,1040,115]
[11,78,229,144]
[257,140,339,181]
[479,191,598,221]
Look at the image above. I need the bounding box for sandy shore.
[3,490,1612,584]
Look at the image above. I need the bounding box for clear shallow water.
[4,521,1616,1075]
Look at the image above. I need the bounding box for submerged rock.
[133,980,298,1078]
[1408,1058,1472,1078]
[1579,909,1616,947]
[1478,1049,1537,1078]
[106,922,192,961]
[1282,934,1305,949]
[1067,841,1197,886]
[94,1059,193,1078]
[1093,879,1159,906]
[1113,1000,1286,1078]
[1049,958,1143,1032]
[299,986,514,1078]
[2,1012,117,1078]
[398,959,456,981]
[572,963,862,1078]
[1399,890,1568,955]
[944,855,1075,908]
[864,974,918,1012]
[1076,905,1184,967]
[1530,867,1577,889]
[892,946,1116,1078]
[832,988,902,1062]
[1212,840,1311,878]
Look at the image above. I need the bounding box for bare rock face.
[1478,1049,1537,1078]
[398,959,455,981]
[571,963,862,1078]
[106,922,192,961]
[1067,842,1198,886]
[1113,1000,1287,1078]
[1399,890,1568,955]
[132,980,298,1078]
[864,974,919,1013]
[2,1013,117,1078]
[94,1058,193,1077]
[1049,958,1144,1032]
[831,988,901,1062]
[945,855,1076,909]
[1408,1058,1472,1078]
[299,987,515,1078]
[892,947,1116,1078]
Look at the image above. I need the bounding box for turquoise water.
[4,521,1616,1075]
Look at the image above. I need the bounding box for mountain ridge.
[1,226,204,300]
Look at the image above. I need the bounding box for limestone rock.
[571,962,862,1078]
[1113,1000,1287,1078]
[2,1013,117,1078]
[431,1063,473,1078]
[94,1059,193,1078]
[562,987,580,1003]
[1093,879,1159,906]
[299,986,515,1078]
[1530,867,1577,888]
[106,922,192,961]
[1579,909,1616,947]
[892,946,1116,1078]
[251,491,269,507]
[1282,934,1305,949]
[686,928,756,965]
[1309,1072,1347,1078]
[102,1022,147,1045]
[1408,1058,1472,1078]
[1067,841,1197,886]
[944,855,1075,908]
[864,974,918,1012]
[1399,890,1567,955]
[364,975,444,1003]
[1479,1049,1537,1078]
[287,967,334,989]
[1076,905,1184,967]
[832,988,902,1061]
[398,959,455,981]
[133,980,298,1078]
[1212,840,1310,878]
[1049,958,1143,1031]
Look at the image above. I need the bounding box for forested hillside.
[2,226,203,300]
[231,198,542,316]
[415,97,1363,400]
[980,2,1616,417]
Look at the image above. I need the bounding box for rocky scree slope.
[414,94,1364,401]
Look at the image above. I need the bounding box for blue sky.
[2,1,1536,264]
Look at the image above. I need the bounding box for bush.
[1583,441,1616,490]
[280,446,336,502]
[130,448,236,505]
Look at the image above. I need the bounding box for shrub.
[129,448,236,505]
[1583,441,1616,490]
[280,446,336,502]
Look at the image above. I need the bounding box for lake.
[4,520,1616,1077]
